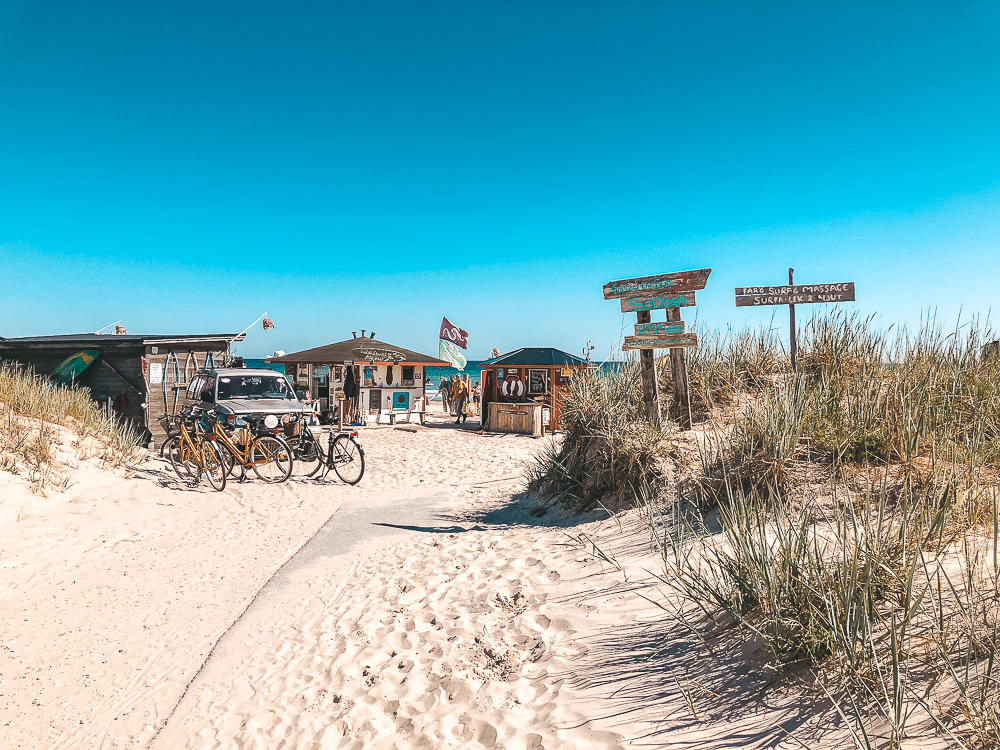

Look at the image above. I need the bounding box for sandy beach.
[0,416,695,749]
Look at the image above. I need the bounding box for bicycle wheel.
[166,436,200,484]
[200,441,227,492]
[331,436,365,485]
[294,431,324,477]
[251,435,293,483]
[214,440,242,480]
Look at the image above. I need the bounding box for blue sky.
[2,2,998,359]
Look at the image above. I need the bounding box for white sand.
[1,416,862,749]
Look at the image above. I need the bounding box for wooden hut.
[266,335,447,425]
[0,332,244,445]
[479,347,591,433]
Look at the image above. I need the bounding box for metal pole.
[635,310,661,427]
[788,267,797,371]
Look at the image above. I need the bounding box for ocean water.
[242,358,286,373]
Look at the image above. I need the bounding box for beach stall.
[0,331,244,446]
[478,347,591,434]
[266,334,448,425]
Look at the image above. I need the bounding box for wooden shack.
[0,332,243,445]
[479,347,591,433]
[266,335,448,425]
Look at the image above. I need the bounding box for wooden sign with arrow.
[604,267,711,429]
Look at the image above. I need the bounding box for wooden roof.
[267,337,448,366]
[479,347,589,367]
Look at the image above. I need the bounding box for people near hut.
[440,378,451,412]
[453,377,470,424]
[472,382,481,412]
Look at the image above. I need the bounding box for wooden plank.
[619,291,696,313]
[623,333,699,350]
[735,282,855,307]
[735,282,854,296]
[667,306,691,430]
[603,268,711,300]
[635,311,661,427]
[634,321,684,336]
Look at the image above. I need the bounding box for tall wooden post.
[667,306,691,429]
[788,267,797,371]
[635,310,661,427]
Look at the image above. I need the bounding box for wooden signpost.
[604,268,711,428]
[735,269,855,369]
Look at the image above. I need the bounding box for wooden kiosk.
[266,335,448,425]
[479,347,592,434]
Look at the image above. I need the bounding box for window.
[186,375,204,399]
[402,365,415,386]
[216,375,294,400]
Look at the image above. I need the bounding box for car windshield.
[216,375,294,400]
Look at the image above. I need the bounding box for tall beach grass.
[0,362,143,493]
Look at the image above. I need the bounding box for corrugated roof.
[479,347,589,367]
[0,333,244,346]
[267,337,448,365]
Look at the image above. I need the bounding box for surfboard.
[51,350,100,385]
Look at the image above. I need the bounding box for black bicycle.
[289,419,365,484]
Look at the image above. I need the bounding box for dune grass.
[0,362,143,493]
[539,308,1000,746]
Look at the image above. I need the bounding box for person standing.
[449,375,461,415]
[453,377,470,424]
[472,382,481,414]
[440,377,451,412]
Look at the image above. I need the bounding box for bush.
[526,355,669,512]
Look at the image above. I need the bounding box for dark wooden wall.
[0,343,148,431]
[0,343,227,447]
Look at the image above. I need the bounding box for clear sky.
[2,2,999,359]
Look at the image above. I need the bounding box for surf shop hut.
[479,348,591,434]
[0,331,244,445]
[266,333,448,424]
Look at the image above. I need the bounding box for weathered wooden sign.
[604,267,711,429]
[619,292,696,313]
[735,282,855,307]
[603,268,712,300]
[634,321,684,336]
[735,270,856,369]
[623,333,699,351]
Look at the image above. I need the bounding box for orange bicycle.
[161,408,227,491]
[212,412,293,484]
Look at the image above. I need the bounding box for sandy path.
[3,418,840,749]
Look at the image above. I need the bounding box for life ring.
[501,374,524,402]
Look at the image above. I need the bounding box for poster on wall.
[149,362,163,384]
[527,369,547,396]
[363,366,376,387]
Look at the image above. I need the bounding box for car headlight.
[264,414,279,429]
